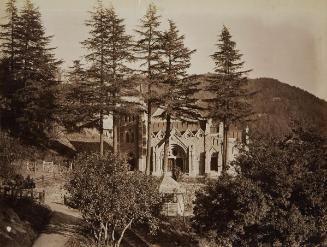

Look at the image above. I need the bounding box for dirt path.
[32,200,82,247]
[33,183,81,247]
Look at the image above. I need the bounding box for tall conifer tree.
[103,7,134,154]
[0,0,20,77]
[15,0,60,84]
[206,26,252,173]
[135,4,162,175]
[64,2,134,155]
[0,0,61,142]
[15,0,61,141]
[0,0,20,128]
[157,20,199,174]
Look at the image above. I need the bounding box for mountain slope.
[193,75,327,138]
[246,78,327,138]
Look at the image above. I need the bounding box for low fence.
[25,160,73,174]
[0,186,45,204]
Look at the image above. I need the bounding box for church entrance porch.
[161,144,188,175]
[167,157,188,173]
[171,144,188,174]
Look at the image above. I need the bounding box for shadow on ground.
[32,202,83,247]
[42,210,82,237]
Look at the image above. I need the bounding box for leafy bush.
[0,131,38,181]
[192,129,327,246]
[3,175,35,189]
[66,152,162,247]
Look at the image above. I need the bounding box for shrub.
[192,129,327,246]
[66,152,162,247]
[3,175,35,189]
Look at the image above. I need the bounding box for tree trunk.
[111,223,116,242]
[100,113,104,156]
[10,11,14,75]
[145,99,152,175]
[104,222,108,244]
[222,122,229,175]
[113,113,118,154]
[162,114,171,175]
[116,218,133,247]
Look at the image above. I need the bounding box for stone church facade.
[118,108,246,178]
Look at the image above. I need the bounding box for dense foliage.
[0,131,37,180]
[66,152,162,247]
[62,2,135,155]
[3,174,35,190]
[192,129,327,246]
[0,0,61,143]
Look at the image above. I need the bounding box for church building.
[118,107,247,178]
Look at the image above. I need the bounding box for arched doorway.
[167,144,188,174]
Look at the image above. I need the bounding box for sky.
[1,0,327,100]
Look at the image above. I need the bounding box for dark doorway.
[168,158,175,172]
[210,152,218,171]
[176,158,186,172]
[127,153,137,171]
[199,152,205,175]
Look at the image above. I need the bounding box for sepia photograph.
[0,0,326,246]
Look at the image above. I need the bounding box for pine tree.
[64,2,134,155]
[60,60,98,132]
[0,0,20,129]
[65,2,108,155]
[135,4,162,175]
[67,60,86,84]
[0,0,20,77]
[15,0,60,84]
[11,0,61,142]
[157,20,199,174]
[206,26,252,173]
[102,6,134,155]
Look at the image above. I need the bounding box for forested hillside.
[195,75,327,138]
[247,78,327,138]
